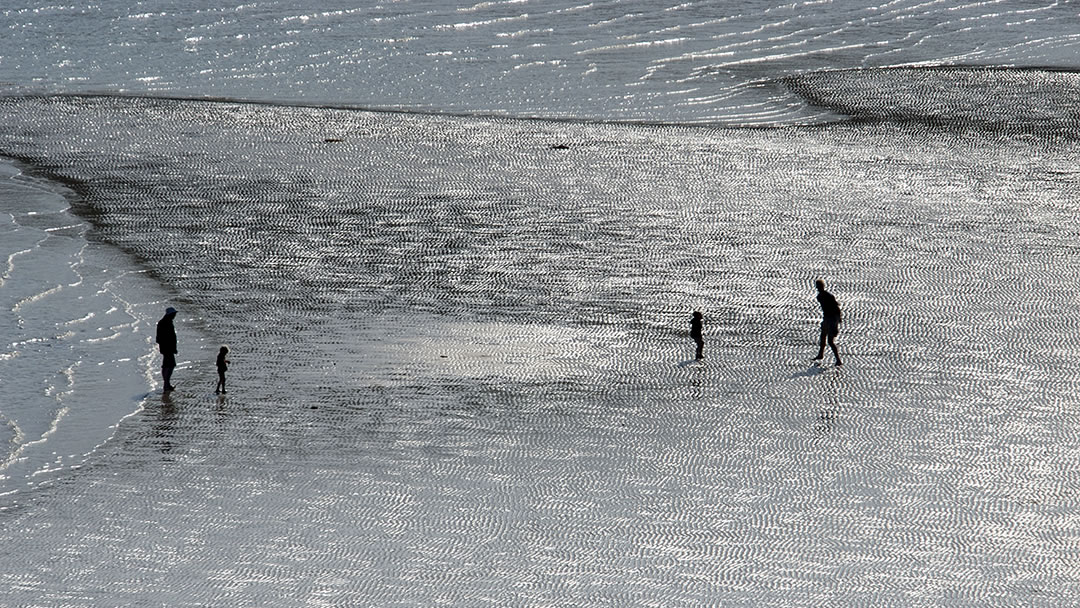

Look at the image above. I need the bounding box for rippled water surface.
[4,1,1080,606]
[4,0,1080,123]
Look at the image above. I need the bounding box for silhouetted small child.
[214,345,230,394]
[690,311,704,360]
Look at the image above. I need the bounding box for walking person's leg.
[828,330,842,366]
[814,324,827,361]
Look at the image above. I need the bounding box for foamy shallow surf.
[1,94,1080,604]
[0,160,198,502]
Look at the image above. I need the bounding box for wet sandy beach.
[1,94,1080,605]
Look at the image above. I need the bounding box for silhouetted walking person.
[690,310,704,361]
[812,280,843,366]
[215,345,230,394]
[156,306,178,391]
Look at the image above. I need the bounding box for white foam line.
[44,223,84,233]
[435,13,530,31]
[66,244,89,289]
[0,411,26,472]
[687,42,879,70]
[62,312,96,326]
[458,0,528,13]
[576,37,691,55]
[279,6,367,25]
[1,240,46,288]
[83,326,128,344]
[105,269,159,384]
[0,364,75,475]
[12,284,63,314]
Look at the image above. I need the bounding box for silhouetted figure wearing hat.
[812,280,843,366]
[690,310,704,361]
[156,306,178,391]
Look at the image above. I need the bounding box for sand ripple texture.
[1,94,1080,606]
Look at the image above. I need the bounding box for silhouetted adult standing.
[156,306,178,391]
[690,310,704,361]
[813,280,842,366]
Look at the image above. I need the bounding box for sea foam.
[0,160,169,504]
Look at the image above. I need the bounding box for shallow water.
[1,94,1080,605]
[4,0,1080,124]
[0,163,171,500]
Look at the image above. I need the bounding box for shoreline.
[0,155,219,508]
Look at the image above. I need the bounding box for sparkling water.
[2,2,1080,605]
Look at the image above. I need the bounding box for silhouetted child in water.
[690,311,704,360]
[215,345,230,394]
[813,280,843,366]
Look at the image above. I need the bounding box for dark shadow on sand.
[789,365,826,379]
[677,359,705,368]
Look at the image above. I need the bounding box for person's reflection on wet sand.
[154,390,179,456]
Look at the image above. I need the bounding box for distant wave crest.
[780,66,1080,135]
